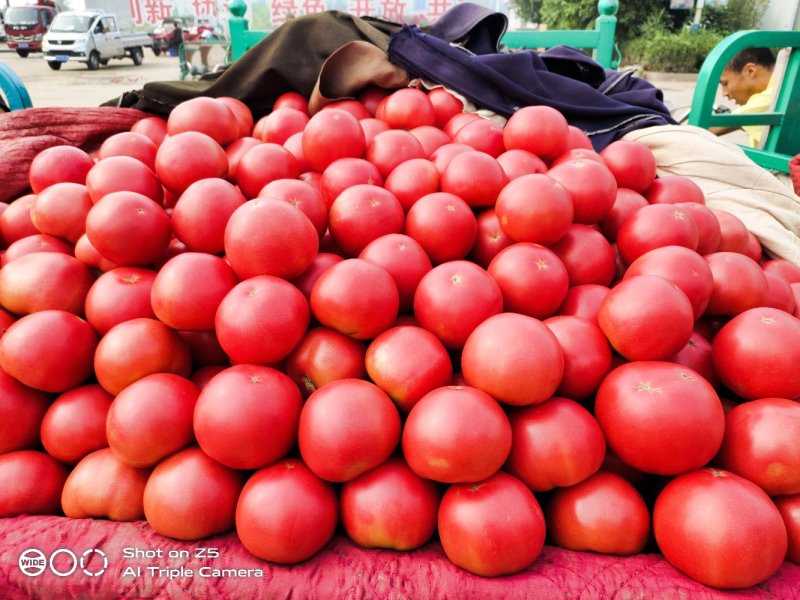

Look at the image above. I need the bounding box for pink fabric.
[791,154,800,195]
[1,516,798,599]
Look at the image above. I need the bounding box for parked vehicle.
[3,0,58,57]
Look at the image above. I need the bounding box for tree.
[507,0,543,25]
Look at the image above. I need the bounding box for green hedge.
[624,29,724,73]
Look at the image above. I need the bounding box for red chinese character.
[379,0,406,21]
[302,0,326,15]
[130,0,144,26]
[271,0,300,25]
[192,0,218,16]
[348,0,373,16]
[426,0,451,21]
[143,0,174,23]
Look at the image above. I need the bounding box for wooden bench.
[0,60,33,111]
[227,0,620,68]
[688,29,800,173]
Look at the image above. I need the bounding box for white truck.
[42,2,152,71]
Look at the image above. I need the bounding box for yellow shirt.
[733,74,774,147]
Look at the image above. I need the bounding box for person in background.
[709,46,776,147]
[168,22,184,56]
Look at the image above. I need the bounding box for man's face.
[719,67,751,106]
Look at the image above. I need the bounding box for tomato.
[506,397,605,491]
[547,158,618,225]
[359,233,432,313]
[551,148,606,168]
[298,379,400,482]
[546,470,650,555]
[365,325,453,413]
[566,125,593,149]
[328,185,404,257]
[130,115,168,146]
[668,330,719,388]
[0,369,50,455]
[440,151,508,208]
[273,90,309,114]
[170,178,245,255]
[236,459,338,563]
[310,258,399,340]
[488,243,569,319]
[303,109,366,171]
[704,252,769,316]
[85,156,163,204]
[595,362,725,475]
[557,284,611,324]
[366,129,427,179]
[154,131,228,195]
[452,117,504,157]
[194,365,302,470]
[503,105,569,163]
[341,457,440,551]
[550,224,617,287]
[599,140,657,193]
[599,275,694,361]
[253,107,309,144]
[1,234,72,266]
[0,450,69,517]
[616,203,699,265]
[653,468,787,588]
[217,96,254,138]
[469,208,514,268]
[673,202,721,255]
[40,384,112,464]
[383,158,440,212]
[235,143,301,199]
[494,173,573,245]
[28,145,95,194]
[94,317,191,395]
[290,252,344,300]
[0,310,97,393]
[259,178,328,240]
[0,252,94,316]
[713,209,750,254]
[644,174,705,204]
[413,260,502,349]
[74,233,117,272]
[225,136,262,180]
[409,125,451,157]
[285,327,367,397]
[764,271,797,313]
[30,182,92,243]
[544,315,613,400]
[442,112,481,139]
[84,267,156,335]
[712,308,800,399]
[380,88,436,129]
[404,192,476,264]
[496,149,548,180]
[86,191,172,267]
[426,87,462,128]
[402,385,511,482]
[167,96,239,146]
[438,471,546,577]
[60,448,149,521]
[763,259,800,284]
[319,158,382,208]
[429,142,473,173]
[215,275,309,365]
[774,494,800,564]
[283,131,312,173]
[144,446,245,540]
[224,197,318,280]
[598,188,648,243]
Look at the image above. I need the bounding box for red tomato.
[310,258,399,340]
[550,224,617,287]
[40,384,112,464]
[402,385,511,482]
[380,88,436,129]
[167,97,239,146]
[557,284,611,324]
[383,158,440,212]
[551,147,606,167]
[506,397,605,491]
[438,471,546,577]
[224,197,318,280]
[566,125,593,149]
[359,233,432,313]
[84,267,156,335]
[154,131,228,195]
[598,188,648,243]
[170,178,245,254]
[144,446,245,540]
[653,468,787,588]
[94,317,191,395]
[503,105,569,163]
[409,125,451,157]
[0,369,50,455]
[1,234,72,266]
[302,109,366,171]
[259,178,328,240]
[704,252,769,316]
[667,330,719,388]
[599,275,694,361]
[365,325,453,413]
[774,494,800,565]
[290,252,344,300]
[194,365,302,469]
[130,116,168,145]
[366,129,426,178]
[440,151,508,208]
[496,149,548,180]
[429,142,473,172]
[215,275,309,365]
[713,209,750,254]
[0,450,69,517]
[0,310,97,393]
[427,87,463,128]
[30,182,92,243]
[469,208,514,268]
[404,192,476,264]
[359,117,391,148]
[225,136,261,180]
[74,233,117,272]
[763,259,800,284]
[544,315,613,400]
[328,185,404,257]
[0,195,37,246]
[61,448,149,521]
[28,145,94,194]
[442,112,481,139]
[413,260,502,349]
[217,96,254,138]
[712,308,800,399]
[764,271,797,313]
[340,457,440,551]
[616,203,699,264]
[494,173,573,245]
[644,174,705,204]
[253,107,309,144]
[452,117,504,157]
[285,327,367,397]
[323,99,371,121]
[595,362,725,475]
[85,156,163,204]
[488,243,569,319]
[599,140,657,192]
[85,191,172,266]
[235,143,300,199]
[319,158,383,208]
[0,252,94,316]
[235,459,337,563]
[547,158,618,224]
[546,470,650,555]
[283,131,312,172]
[273,91,309,114]
[676,202,721,255]
[298,379,401,482]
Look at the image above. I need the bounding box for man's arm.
[709,125,739,136]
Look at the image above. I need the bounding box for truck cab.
[3,1,57,57]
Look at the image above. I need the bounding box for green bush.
[624,29,723,72]
[702,0,768,35]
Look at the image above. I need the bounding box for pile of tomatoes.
[1,85,799,589]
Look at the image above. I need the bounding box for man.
[710,47,776,147]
